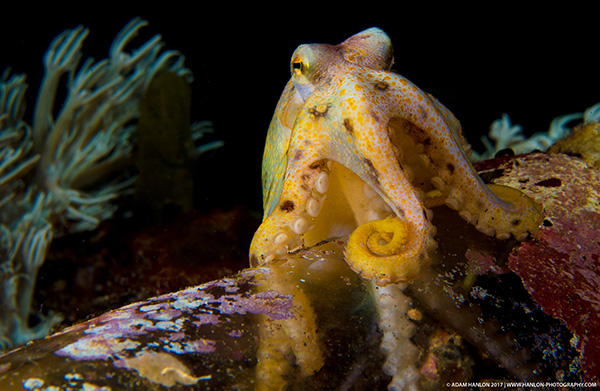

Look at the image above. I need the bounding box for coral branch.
[472,110,584,161]
[0,18,220,352]
[32,18,194,230]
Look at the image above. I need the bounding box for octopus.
[249,27,541,285]
[249,28,543,389]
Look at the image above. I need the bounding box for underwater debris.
[0,18,218,352]
[135,71,194,223]
[134,71,223,223]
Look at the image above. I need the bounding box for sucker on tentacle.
[370,282,421,391]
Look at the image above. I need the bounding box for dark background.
[2,3,598,213]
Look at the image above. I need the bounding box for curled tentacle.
[346,216,430,285]
[365,217,409,256]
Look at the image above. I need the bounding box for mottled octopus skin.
[250,28,541,286]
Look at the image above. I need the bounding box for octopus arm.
[318,86,436,285]
[346,216,429,284]
[370,71,542,240]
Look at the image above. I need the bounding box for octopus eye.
[292,59,304,74]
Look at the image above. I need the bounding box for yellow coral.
[549,122,600,169]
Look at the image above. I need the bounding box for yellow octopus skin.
[346,216,417,284]
[250,28,542,286]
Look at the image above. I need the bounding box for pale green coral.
[0,18,216,352]
[32,18,193,231]
[471,110,584,161]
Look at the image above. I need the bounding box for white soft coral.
[0,18,208,351]
[32,18,194,231]
[472,110,583,161]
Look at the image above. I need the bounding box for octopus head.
[289,27,394,101]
